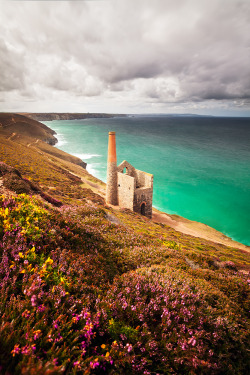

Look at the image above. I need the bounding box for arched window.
[141,203,146,216]
[123,167,128,174]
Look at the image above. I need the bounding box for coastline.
[152,209,250,253]
[44,121,249,253]
[21,112,126,122]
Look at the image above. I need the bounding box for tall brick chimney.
[106,131,118,205]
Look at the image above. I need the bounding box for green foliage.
[0,142,249,375]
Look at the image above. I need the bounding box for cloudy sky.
[1,0,250,115]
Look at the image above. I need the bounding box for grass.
[0,113,249,374]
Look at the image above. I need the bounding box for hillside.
[0,114,249,374]
[0,113,57,145]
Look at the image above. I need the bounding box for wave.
[72,153,102,160]
[55,133,68,147]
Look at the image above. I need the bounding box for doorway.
[141,203,146,216]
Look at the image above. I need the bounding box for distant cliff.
[0,113,87,169]
[22,113,126,121]
[0,113,57,145]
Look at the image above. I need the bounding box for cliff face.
[22,112,126,121]
[0,113,57,145]
[0,113,87,169]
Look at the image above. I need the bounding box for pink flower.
[188,337,197,346]
[33,330,41,340]
[21,345,30,355]
[31,294,37,307]
[73,360,80,367]
[38,304,46,312]
[22,310,30,318]
[11,344,20,357]
[126,343,133,353]
[90,360,100,369]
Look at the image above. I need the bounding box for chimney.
[106,131,118,205]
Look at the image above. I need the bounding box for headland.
[0,112,249,252]
[20,112,126,121]
[0,112,249,374]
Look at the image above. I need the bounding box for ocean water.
[44,115,250,246]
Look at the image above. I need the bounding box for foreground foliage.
[0,192,249,374]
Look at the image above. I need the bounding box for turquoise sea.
[44,115,250,246]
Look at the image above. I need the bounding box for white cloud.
[0,0,250,115]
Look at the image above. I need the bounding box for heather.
[0,190,249,374]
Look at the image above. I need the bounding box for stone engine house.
[106,132,153,218]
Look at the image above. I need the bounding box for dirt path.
[7,132,17,141]
[27,138,40,147]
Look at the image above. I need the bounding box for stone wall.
[117,160,136,178]
[109,159,153,219]
[117,172,134,210]
[106,161,118,205]
[135,169,153,188]
[133,187,153,218]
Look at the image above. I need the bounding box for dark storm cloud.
[0,0,250,113]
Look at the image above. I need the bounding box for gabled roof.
[117,160,135,175]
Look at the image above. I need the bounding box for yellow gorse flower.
[45,257,53,265]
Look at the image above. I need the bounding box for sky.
[0,0,250,116]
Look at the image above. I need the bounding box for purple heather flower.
[21,345,30,355]
[11,344,20,357]
[38,304,46,312]
[22,310,30,318]
[31,294,37,307]
[188,337,197,346]
[90,361,100,369]
[126,343,133,353]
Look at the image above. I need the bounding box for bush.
[0,193,249,374]
[3,173,31,194]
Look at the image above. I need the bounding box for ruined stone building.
[106,132,153,218]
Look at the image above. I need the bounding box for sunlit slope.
[0,113,249,374]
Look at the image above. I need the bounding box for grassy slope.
[0,114,249,374]
[0,113,57,144]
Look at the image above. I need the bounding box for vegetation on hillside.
[0,113,57,145]
[0,114,249,374]
[0,175,249,374]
